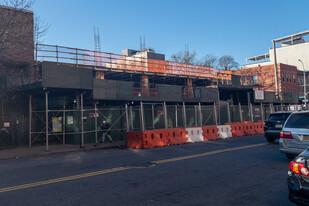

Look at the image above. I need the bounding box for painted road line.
[152,143,267,164]
[0,167,130,193]
[0,142,267,193]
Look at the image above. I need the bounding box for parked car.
[287,147,309,205]
[279,111,309,159]
[264,112,292,143]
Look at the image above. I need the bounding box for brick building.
[0,5,34,75]
[234,63,299,95]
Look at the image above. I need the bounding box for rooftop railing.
[35,44,232,80]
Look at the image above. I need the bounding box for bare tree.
[218,55,239,70]
[199,54,218,68]
[170,45,197,65]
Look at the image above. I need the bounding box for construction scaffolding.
[28,93,301,150]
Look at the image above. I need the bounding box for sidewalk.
[0,141,126,160]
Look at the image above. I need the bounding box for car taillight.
[280,131,293,139]
[289,161,309,176]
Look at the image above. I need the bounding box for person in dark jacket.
[100,119,112,143]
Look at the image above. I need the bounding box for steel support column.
[175,105,178,128]
[239,103,243,123]
[45,92,49,151]
[163,102,168,129]
[63,97,66,144]
[250,103,254,122]
[80,93,84,148]
[194,105,198,126]
[1,99,4,128]
[95,102,98,142]
[152,104,155,130]
[29,96,32,147]
[125,104,129,132]
[227,102,231,124]
[130,106,133,131]
[214,103,218,125]
[260,103,264,122]
[182,102,187,128]
[140,101,145,131]
[198,102,202,127]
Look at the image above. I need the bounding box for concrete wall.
[93,79,218,103]
[41,63,93,90]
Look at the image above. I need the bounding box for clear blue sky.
[32,0,309,66]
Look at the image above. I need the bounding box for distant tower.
[93,27,101,52]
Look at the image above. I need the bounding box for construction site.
[0,42,299,150]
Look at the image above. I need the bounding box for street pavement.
[0,135,294,206]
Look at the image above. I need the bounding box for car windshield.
[284,113,309,128]
[268,113,290,121]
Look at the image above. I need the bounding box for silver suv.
[279,111,309,159]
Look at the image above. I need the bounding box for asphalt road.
[0,135,294,206]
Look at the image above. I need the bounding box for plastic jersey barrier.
[217,125,233,139]
[185,127,204,143]
[126,131,143,149]
[243,123,256,136]
[202,126,219,141]
[142,130,168,149]
[166,128,188,145]
[230,124,245,137]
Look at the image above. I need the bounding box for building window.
[298,78,301,85]
[253,75,258,84]
[294,88,296,93]
[282,72,285,82]
[283,88,286,92]
[293,74,296,83]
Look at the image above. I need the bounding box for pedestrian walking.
[100,119,113,143]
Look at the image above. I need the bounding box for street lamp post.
[298,59,307,109]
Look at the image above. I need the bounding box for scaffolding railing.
[35,43,232,80]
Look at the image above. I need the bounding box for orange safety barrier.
[126,131,143,149]
[142,130,168,149]
[243,123,256,136]
[202,126,219,141]
[253,122,264,134]
[230,124,245,137]
[166,128,188,145]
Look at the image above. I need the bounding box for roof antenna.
[140,36,142,51]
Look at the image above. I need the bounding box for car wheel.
[265,136,276,143]
[286,154,296,160]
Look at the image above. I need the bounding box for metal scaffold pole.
[175,105,178,128]
[194,105,198,126]
[29,96,32,147]
[1,99,4,128]
[198,102,202,127]
[164,102,168,129]
[80,93,84,148]
[152,104,155,130]
[213,102,218,125]
[182,102,187,128]
[63,97,66,144]
[227,102,231,124]
[125,104,129,132]
[140,101,145,131]
[260,103,264,122]
[239,102,243,123]
[130,106,133,131]
[95,102,98,142]
[250,103,254,122]
[45,92,49,151]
